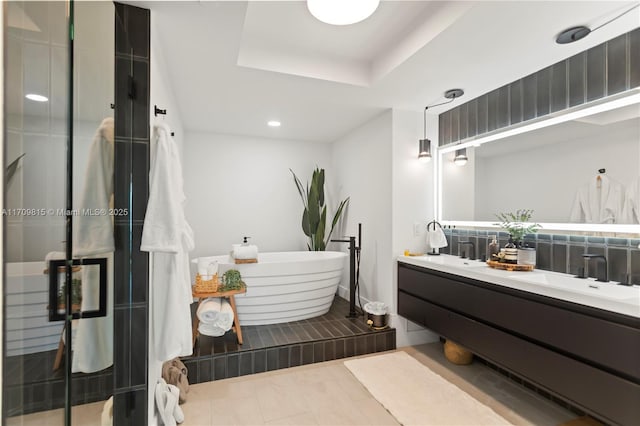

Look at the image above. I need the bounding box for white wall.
[148,15,188,424]
[330,109,437,348]
[390,109,439,346]
[183,132,332,259]
[331,110,393,308]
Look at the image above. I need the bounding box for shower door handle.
[47,257,108,322]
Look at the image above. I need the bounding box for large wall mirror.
[438,90,640,234]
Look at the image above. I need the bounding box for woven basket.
[194,273,220,294]
[444,340,473,365]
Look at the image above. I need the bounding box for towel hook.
[154,105,167,117]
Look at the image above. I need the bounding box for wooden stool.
[192,285,246,346]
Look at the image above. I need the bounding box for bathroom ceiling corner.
[236,1,474,87]
[134,1,638,144]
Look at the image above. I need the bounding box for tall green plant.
[290,167,349,251]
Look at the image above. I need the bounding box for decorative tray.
[486,260,534,272]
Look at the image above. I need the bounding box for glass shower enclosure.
[3,1,119,424]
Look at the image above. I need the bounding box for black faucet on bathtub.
[331,223,362,319]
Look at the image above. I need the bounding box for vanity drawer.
[419,297,640,426]
[398,263,640,381]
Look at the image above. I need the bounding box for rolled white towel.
[212,299,234,331]
[233,245,258,260]
[198,323,226,337]
[428,228,448,249]
[196,298,222,324]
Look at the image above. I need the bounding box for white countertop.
[398,254,640,319]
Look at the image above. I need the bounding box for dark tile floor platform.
[183,296,396,385]
[4,296,395,417]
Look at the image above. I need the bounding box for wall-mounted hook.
[110,103,115,109]
[154,105,167,117]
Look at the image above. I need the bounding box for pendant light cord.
[591,3,639,33]
[423,93,461,138]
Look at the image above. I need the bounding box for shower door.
[3,1,116,424]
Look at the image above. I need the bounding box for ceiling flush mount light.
[454,148,468,166]
[307,0,380,26]
[556,4,639,44]
[267,120,281,127]
[418,88,464,163]
[25,93,48,102]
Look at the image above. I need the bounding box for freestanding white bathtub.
[193,251,347,325]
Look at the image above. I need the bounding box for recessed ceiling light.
[307,0,380,26]
[267,121,281,127]
[25,93,48,102]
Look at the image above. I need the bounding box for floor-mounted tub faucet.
[331,223,362,319]
[582,254,608,282]
[458,241,475,260]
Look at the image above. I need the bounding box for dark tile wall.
[439,28,640,147]
[442,228,640,285]
[113,3,150,425]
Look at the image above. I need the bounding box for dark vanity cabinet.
[397,261,640,426]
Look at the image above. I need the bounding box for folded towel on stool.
[198,322,226,337]
[214,299,234,331]
[233,245,258,260]
[196,297,222,323]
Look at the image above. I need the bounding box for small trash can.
[364,302,388,330]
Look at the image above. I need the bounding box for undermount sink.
[419,255,487,268]
[507,273,640,301]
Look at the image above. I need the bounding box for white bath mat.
[344,351,512,426]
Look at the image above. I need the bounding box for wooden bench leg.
[227,295,243,345]
[53,327,65,372]
[192,307,200,349]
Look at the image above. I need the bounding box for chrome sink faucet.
[458,241,476,260]
[582,254,608,282]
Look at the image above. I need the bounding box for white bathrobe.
[569,175,626,224]
[72,117,114,373]
[623,177,640,224]
[141,122,195,362]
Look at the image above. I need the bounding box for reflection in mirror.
[441,95,640,227]
[3,0,115,420]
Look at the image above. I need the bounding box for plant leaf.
[289,169,307,206]
[314,206,326,250]
[307,181,320,234]
[325,197,349,246]
[318,168,325,207]
[302,208,311,237]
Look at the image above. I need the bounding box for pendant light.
[454,148,468,166]
[307,0,380,26]
[418,107,431,163]
[418,88,465,163]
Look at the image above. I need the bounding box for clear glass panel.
[3,1,115,424]
[3,1,71,422]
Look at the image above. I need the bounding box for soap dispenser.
[504,236,518,264]
[488,236,499,260]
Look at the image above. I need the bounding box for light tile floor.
[8,342,583,426]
